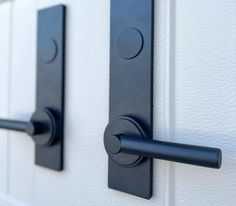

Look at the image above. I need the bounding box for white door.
[0,0,235,206]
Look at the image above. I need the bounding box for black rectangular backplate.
[109,0,154,199]
[36,5,66,170]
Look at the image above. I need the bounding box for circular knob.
[27,109,57,146]
[104,116,147,167]
[25,122,42,136]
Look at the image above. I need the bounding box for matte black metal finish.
[35,5,66,170]
[0,110,57,139]
[104,117,222,199]
[108,0,154,199]
[106,0,222,199]
[106,134,221,169]
[0,5,66,171]
[0,119,27,132]
[30,109,57,147]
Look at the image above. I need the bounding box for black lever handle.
[106,135,222,169]
[0,119,45,136]
[104,117,222,169]
[0,109,57,146]
[0,119,28,132]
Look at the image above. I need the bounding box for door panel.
[8,0,36,204]
[0,0,12,195]
[0,0,234,206]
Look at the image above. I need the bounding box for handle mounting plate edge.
[108,0,154,198]
[36,5,66,171]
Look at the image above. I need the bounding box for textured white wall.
[0,0,235,206]
[173,1,236,205]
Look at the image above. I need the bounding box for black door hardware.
[0,110,57,146]
[104,117,222,168]
[0,5,66,171]
[104,0,222,199]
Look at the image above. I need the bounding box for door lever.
[104,117,221,169]
[0,109,56,146]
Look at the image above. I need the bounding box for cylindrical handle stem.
[0,110,57,146]
[0,119,28,132]
[118,135,222,169]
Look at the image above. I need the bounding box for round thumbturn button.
[117,28,143,59]
[40,38,58,63]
